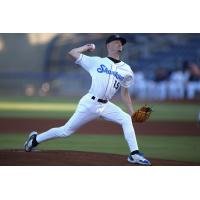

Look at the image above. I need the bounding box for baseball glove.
[132,105,152,123]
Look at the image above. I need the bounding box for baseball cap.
[106,34,127,45]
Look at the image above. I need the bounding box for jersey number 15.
[113,80,120,90]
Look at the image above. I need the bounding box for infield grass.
[0,133,200,163]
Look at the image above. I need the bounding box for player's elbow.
[68,48,79,60]
[68,49,75,57]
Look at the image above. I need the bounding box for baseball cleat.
[24,131,38,152]
[128,153,151,166]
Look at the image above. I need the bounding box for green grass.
[0,96,199,121]
[0,110,72,118]
[138,135,200,163]
[0,102,76,118]
[1,133,200,163]
[0,96,77,103]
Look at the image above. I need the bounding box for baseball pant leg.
[36,99,98,143]
[100,102,139,152]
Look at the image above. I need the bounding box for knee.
[57,125,74,137]
[122,113,132,125]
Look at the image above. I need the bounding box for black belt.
[91,96,108,104]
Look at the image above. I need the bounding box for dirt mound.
[0,150,199,166]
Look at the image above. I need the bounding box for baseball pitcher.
[24,34,151,165]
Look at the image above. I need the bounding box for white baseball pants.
[36,93,139,152]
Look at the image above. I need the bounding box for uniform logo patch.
[97,64,124,81]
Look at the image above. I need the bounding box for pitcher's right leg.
[24,96,98,152]
[36,110,97,143]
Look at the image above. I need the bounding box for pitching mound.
[0,150,199,166]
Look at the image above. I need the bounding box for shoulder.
[83,54,103,63]
[82,54,101,60]
[75,54,101,64]
[118,61,133,73]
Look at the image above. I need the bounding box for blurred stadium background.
[0,33,200,100]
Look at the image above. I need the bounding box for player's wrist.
[81,45,90,52]
[83,44,95,52]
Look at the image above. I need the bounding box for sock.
[32,136,39,147]
[131,150,140,155]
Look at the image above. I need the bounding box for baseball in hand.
[91,44,95,49]
[88,44,95,52]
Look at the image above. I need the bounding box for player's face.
[107,40,123,53]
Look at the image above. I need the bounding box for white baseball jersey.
[75,54,134,100]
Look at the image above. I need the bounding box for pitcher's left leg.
[101,102,138,152]
[101,102,151,165]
